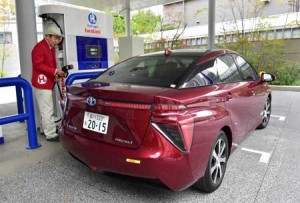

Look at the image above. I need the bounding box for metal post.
[16,85,24,115]
[208,0,216,50]
[125,8,131,36]
[0,77,41,149]
[23,80,40,149]
[125,0,131,37]
[0,125,3,144]
[16,75,24,115]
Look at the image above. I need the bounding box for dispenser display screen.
[86,45,101,58]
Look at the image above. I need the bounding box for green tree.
[112,10,161,37]
[131,10,161,35]
[218,0,300,85]
[113,13,125,38]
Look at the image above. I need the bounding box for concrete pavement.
[1,90,300,202]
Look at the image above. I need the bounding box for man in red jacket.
[31,25,65,141]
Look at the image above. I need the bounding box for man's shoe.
[46,136,60,142]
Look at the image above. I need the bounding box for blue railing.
[16,75,24,115]
[0,77,41,149]
[65,71,102,86]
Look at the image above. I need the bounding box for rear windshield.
[91,55,199,88]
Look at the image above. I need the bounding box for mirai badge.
[87,96,96,106]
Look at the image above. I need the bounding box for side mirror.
[261,73,275,82]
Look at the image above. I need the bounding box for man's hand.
[54,75,61,82]
[55,69,65,78]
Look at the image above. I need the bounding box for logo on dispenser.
[85,12,101,35]
[88,13,97,25]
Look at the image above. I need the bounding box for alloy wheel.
[261,99,271,126]
[257,97,272,129]
[210,137,227,184]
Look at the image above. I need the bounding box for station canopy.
[54,0,177,12]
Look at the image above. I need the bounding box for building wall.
[163,1,185,25]
[184,0,207,26]
[164,0,300,27]
[0,20,43,78]
[0,22,20,78]
[184,0,208,27]
[283,38,300,61]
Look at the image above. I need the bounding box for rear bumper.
[59,126,209,191]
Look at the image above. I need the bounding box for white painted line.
[271,115,286,121]
[241,147,271,164]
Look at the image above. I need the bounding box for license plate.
[83,111,109,134]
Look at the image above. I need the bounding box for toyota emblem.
[87,96,96,106]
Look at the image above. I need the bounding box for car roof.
[139,49,236,57]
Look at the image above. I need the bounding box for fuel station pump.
[37,4,114,124]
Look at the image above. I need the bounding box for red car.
[59,49,275,193]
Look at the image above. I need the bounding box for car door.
[232,54,267,131]
[214,54,256,144]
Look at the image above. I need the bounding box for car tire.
[257,97,271,129]
[194,130,229,193]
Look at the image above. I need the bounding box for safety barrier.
[0,125,3,144]
[16,75,24,115]
[0,77,41,149]
[16,84,24,115]
[65,71,102,86]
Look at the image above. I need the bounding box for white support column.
[119,0,145,62]
[208,0,216,50]
[15,0,37,83]
[124,0,130,37]
[125,7,131,36]
[15,0,40,127]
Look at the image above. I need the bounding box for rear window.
[91,55,199,88]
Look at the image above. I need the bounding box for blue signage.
[76,36,108,70]
[88,13,97,25]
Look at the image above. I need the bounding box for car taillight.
[154,104,186,111]
[151,111,194,153]
[152,123,186,151]
[96,100,151,110]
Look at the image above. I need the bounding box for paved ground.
[0,90,300,203]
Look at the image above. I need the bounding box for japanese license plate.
[83,111,109,134]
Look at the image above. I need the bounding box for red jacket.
[31,39,57,89]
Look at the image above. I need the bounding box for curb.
[269,85,300,92]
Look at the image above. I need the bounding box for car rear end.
[59,50,217,191]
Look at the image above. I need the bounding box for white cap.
[45,25,63,37]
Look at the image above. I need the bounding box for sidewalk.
[0,102,63,176]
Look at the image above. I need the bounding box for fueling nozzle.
[61,64,74,78]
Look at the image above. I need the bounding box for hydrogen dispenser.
[37,4,114,124]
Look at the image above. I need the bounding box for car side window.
[182,59,219,88]
[215,55,242,83]
[233,54,258,81]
